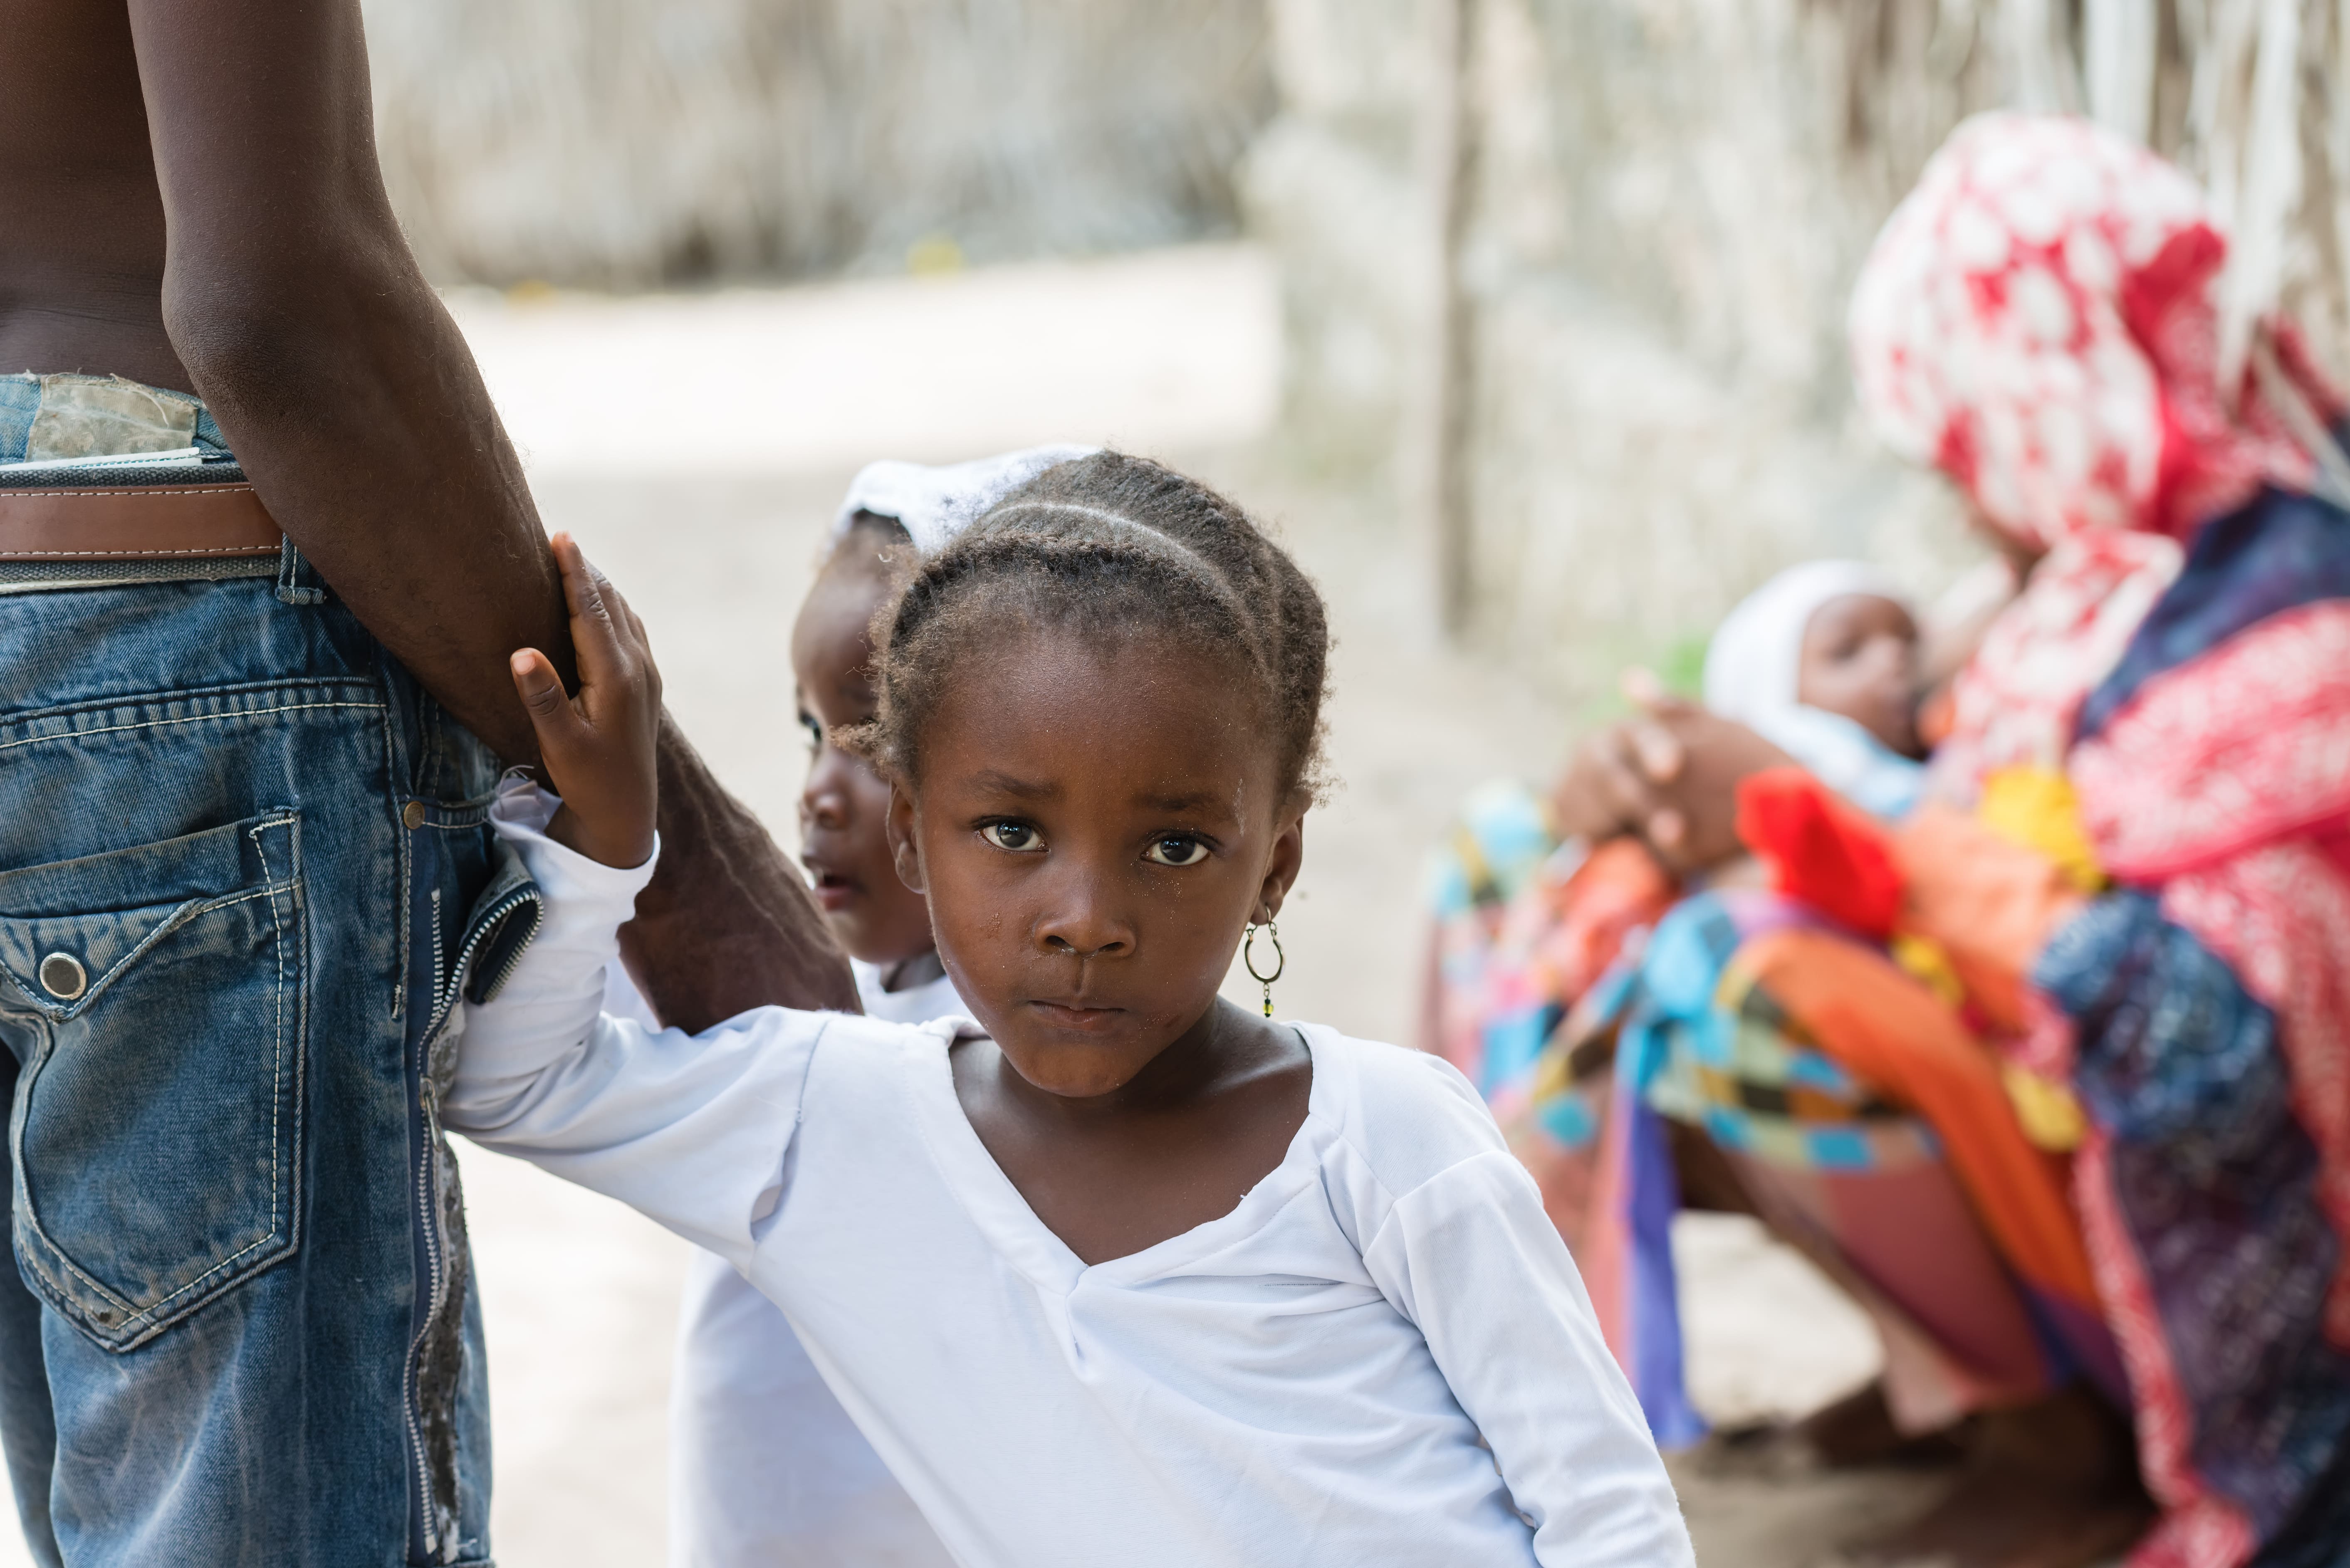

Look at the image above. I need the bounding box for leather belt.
[0,482,282,561]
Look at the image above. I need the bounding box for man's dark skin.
[1,0,854,1025]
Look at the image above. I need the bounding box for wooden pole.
[1407,0,1479,640]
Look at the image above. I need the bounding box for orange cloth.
[1892,803,2086,1033]
[1735,927,2101,1309]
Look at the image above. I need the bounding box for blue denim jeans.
[0,377,530,1564]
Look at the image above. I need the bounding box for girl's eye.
[799,713,824,753]
[1144,835,1209,867]
[981,822,1044,853]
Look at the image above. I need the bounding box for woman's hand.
[1550,669,1796,872]
[509,533,663,868]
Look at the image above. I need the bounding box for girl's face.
[791,546,937,967]
[1796,592,1924,758]
[886,627,1303,1099]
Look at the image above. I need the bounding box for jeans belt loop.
[276,538,329,606]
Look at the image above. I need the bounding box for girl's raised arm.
[440,782,831,1273]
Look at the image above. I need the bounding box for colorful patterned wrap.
[1852,111,2350,1568]
[1422,795,1675,1258]
[1571,883,2124,1448]
[1420,793,2108,1450]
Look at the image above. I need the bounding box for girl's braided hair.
[853,452,1331,804]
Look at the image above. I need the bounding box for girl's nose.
[1034,893,1135,960]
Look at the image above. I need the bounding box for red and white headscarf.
[1849,111,2342,794]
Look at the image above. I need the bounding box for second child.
[669,449,1083,1566]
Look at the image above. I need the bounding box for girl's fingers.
[552,533,630,689]
[551,533,590,616]
[581,561,662,707]
[510,648,586,749]
[599,575,651,659]
[613,588,652,659]
[552,533,612,629]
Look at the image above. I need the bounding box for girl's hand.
[510,533,663,868]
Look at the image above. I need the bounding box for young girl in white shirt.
[453,453,1693,1568]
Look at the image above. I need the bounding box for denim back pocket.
[0,810,304,1351]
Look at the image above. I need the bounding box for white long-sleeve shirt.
[448,790,1692,1568]
[667,959,964,1568]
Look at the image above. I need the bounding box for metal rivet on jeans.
[37,953,87,1001]
[402,800,428,830]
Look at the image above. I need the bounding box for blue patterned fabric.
[2037,894,2350,1545]
[1593,891,1950,1446]
[2078,484,2350,743]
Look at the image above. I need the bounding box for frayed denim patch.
[21,375,198,464]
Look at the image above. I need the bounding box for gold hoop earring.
[1242,919,1285,1018]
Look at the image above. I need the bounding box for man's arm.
[125,0,855,1020]
[624,717,863,1029]
[129,0,559,757]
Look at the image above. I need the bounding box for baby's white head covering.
[1702,560,1902,731]
[832,444,1098,556]
[1701,560,1924,819]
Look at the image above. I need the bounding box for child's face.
[1795,593,1923,758]
[886,628,1303,1100]
[791,549,937,967]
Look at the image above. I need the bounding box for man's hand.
[1550,670,1796,872]
[510,535,661,869]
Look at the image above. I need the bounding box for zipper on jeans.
[401,1124,450,1561]
[402,887,451,1563]
[401,870,541,1565]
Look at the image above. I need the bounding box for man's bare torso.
[0,0,189,390]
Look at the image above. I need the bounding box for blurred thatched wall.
[1247,0,2350,692]
[360,0,1273,287]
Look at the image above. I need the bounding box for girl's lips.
[1027,999,1125,1030]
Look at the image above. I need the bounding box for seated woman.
[1422,561,1934,1255]
[1549,114,2350,1568]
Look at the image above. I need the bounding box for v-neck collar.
[908,1019,1337,1299]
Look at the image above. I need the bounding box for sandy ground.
[0,244,1955,1567]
